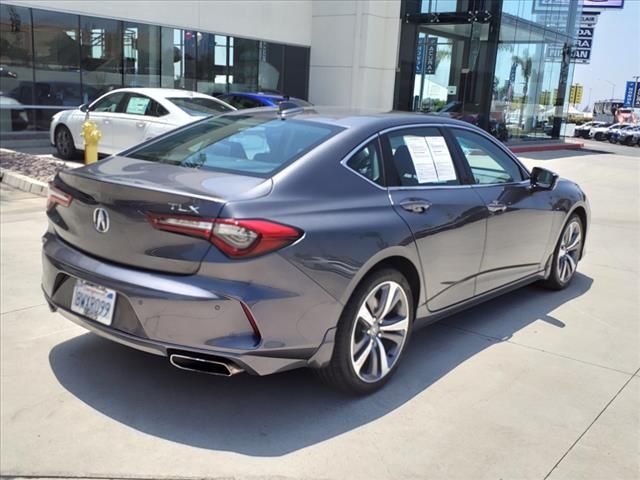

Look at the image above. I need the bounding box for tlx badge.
[168,203,200,214]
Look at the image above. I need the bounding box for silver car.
[42,106,590,394]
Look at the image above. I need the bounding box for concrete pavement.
[1,147,638,479]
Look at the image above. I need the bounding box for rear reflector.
[146,213,302,258]
[47,184,72,210]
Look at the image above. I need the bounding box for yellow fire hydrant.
[81,120,101,165]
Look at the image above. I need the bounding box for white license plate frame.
[71,279,116,326]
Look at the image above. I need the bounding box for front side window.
[346,140,383,186]
[127,114,342,177]
[385,127,460,187]
[168,97,234,116]
[90,92,126,112]
[452,129,524,185]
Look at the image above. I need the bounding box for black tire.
[54,125,79,160]
[540,214,583,290]
[594,132,603,141]
[316,268,414,395]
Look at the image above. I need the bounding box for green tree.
[512,52,533,131]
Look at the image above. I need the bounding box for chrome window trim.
[339,121,532,191]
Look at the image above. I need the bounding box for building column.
[308,0,401,110]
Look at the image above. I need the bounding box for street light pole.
[601,79,616,100]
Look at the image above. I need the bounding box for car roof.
[104,87,216,99]
[221,106,480,134]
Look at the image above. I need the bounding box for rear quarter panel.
[220,131,424,310]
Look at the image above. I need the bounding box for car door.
[86,91,127,154]
[109,92,161,152]
[449,127,555,294]
[381,126,488,312]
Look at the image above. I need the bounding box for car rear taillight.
[146,214,302,258]
[47,184,72,210]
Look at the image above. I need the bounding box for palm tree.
[512,52,533,131]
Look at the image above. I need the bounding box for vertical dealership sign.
[624,81,640,108]
[424,37,438,75]
[415,37,425,74]
[573,26,594,64]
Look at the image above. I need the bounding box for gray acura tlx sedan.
[42,106,589,394]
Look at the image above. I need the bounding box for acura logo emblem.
[93,208,110,233]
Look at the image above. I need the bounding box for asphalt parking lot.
[1,146,638,480]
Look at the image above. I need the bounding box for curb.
[509,142,584,154]
[0,168,49,197]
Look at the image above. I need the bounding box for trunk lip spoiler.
[59,166,273,203]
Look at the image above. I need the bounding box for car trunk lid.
[50,155,271,274]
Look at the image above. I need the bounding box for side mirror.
[530,166,558,191]
[79,103,88,113]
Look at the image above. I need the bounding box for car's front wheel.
[317,268,414,395]
[541,214,583,290]
[54,125,78,160]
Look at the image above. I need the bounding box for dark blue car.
[218,92,312,110]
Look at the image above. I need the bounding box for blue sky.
[572,0,640,109]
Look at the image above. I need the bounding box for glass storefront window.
[123,22,160,87]
[0,4,32,131]
[230,38,258,93]
[283,45,310,99]
[32,9,81,129]
[196,33,232,96]
[80,16,123,101]
[259,42,284,93]
[1,3,310,131]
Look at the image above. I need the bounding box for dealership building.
[1,0,585,141]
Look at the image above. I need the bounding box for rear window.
[267,97,313,107]
[168,97,234,116]
[127,114,342,177]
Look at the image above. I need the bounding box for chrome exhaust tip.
[169,353,244,377]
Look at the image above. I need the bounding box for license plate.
[71,280,116,326]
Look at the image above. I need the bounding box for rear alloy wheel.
[541,214,583,290]
[317,269,413,395]
[55,125,78,160]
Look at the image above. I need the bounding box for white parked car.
[50,88,235,159]
[588,122,629,141]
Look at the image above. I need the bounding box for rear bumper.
[42,232,342,375]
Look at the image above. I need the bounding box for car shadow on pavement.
[49,273,592,457]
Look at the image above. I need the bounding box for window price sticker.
[404,135,457,184]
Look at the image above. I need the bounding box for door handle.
[136,122,145,128]
[103,119,110,125]
[399,198,432,213]
[487,200,507,214]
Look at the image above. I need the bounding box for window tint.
[168,96,234,116]
[385,127,460,187]
[452,129,524,185]
[346,140,383,186]
[90,92,126,112]
[127,114,343,177]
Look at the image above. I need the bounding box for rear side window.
[384,127,460,187]
[127,114,343,177]
[168,97,234,116]
[346,140,384,186]
[123,94,152,115]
